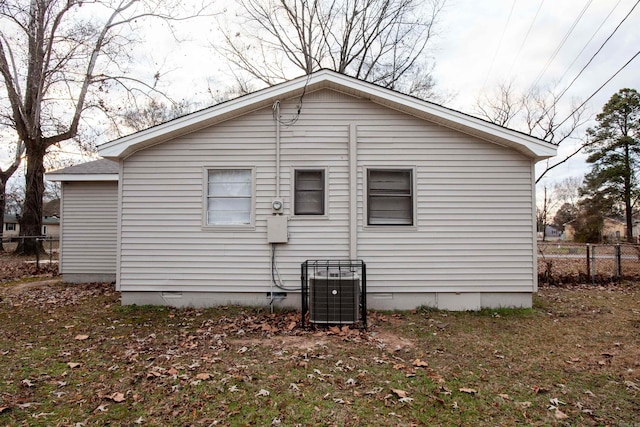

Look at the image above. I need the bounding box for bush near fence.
[538,242,640,285]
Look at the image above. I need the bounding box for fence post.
[615,244,621,281]
[591,245,596,285]
[586,243,590,280]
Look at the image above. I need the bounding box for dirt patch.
[1,278,61,295]
[371,329,415,352]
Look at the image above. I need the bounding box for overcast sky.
[432,0,640,185]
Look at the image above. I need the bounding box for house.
[47,70,556,311]
[2,214,60,239]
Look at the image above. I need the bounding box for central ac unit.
[309,269,360,324]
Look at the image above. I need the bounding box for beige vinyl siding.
[60,181,118,279]
[118,89,535,294]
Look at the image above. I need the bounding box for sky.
[431,0,640,186]
[132,0,640,188]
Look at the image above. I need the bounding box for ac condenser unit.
[309,269,360,324]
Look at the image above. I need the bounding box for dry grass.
[0,252,639,426]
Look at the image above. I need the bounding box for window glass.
[294,170,325,215]
[207,169,252,225]
[367,169,413,225]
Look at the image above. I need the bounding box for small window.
[294,169,325,215]
[367,169,413,226]
[5,223,16,231]
[206,169,252,225]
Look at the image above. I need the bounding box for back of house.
[49,71,556,311]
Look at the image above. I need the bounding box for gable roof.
[46,159,119,182]
[98,70,557,161]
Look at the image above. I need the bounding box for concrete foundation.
[121,291,532,311]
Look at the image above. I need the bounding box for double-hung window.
[294,169,325,215]
[5,223,16,231]
[206,169,252,226]
[367,169,413,226]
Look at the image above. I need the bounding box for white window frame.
[364,166,417,229]
[203,166,255,229]
[292,167,328,218]
[5,222,16,231]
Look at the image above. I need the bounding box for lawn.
[0,266,638,426]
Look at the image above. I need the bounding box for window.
[5,223,16,231]
[206,169,252,225]
[367,169,413,226]
[294,169,325,215]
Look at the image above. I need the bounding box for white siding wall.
[61,181,118,282]
[118,89,535,294]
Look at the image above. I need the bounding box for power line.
[507,0,545,77]
[555,48,640,131]
[528,0,593,92]
[481,0,516,90]
[554,0,639,104]
[557,0,623,85]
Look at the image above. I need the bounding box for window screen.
[367,169,413,225]
[207,169,252,225]
[294,169,325,215]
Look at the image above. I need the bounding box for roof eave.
[46,173,119,182]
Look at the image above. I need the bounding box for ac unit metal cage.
[301,259,367,329]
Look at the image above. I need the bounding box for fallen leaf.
[106,392,126,403]
[196,373,212,381]
[412,359,429,367]
[554,409,569,420]
[134,416,144,424]
[21,379,34,387]
[95,404,108,413]
[167,367,179,376]
[256,389,270,397]
[459,387,477,395]
[74,334,89,341]
[391,388,408,398]
[624,380,639,391]
[67,362,81,369]
[498,393,511,400]
[398,397,414,403]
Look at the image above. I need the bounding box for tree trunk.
[16,145,45,255]
[0,177,6,252]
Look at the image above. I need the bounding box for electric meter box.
[267,216,288,243]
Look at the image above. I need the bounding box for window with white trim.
[367,169,413,226]
[206,169,252,225]
[5,223,16,231]
[294,169,325,215]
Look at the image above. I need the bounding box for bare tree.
[475,84,589,183]
[0,139,24,251]
[115,98,197,136]
[219,0,445,98]
[0,0,212,255]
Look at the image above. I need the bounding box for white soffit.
[98,70,557,161]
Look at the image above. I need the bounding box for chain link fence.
[538,242,640,285]
[1,235,59,271]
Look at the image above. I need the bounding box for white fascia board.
[98,69,557,161]
[46,173,119,182]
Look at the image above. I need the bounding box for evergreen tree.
[581,88,640,242]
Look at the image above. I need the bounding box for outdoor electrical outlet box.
[267,216,288,243]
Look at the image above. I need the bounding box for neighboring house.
[537,225,562,241]
[47,70,557,311]
[564,217,627,242]
[2,214,60,239]
[47,159,119,283]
